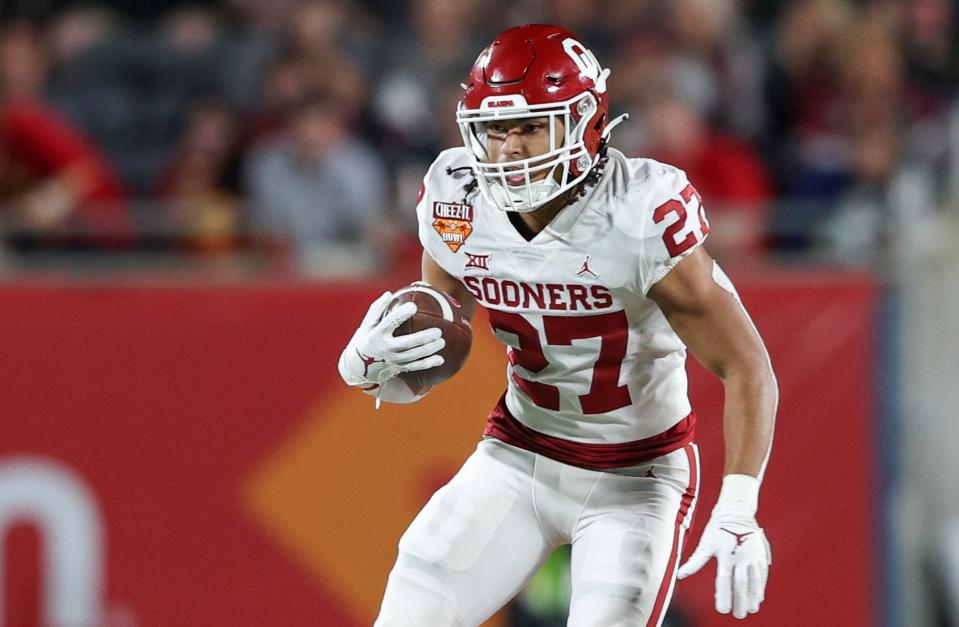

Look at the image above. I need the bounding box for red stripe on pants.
[648,444,699,626]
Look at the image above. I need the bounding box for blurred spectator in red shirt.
[644,95,773,258]
[0,21,130,248]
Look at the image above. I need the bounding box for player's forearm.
[720,365,777,478]
[422,250,478,320]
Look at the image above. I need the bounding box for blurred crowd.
[1,0,958,275]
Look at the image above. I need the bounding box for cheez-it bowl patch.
[433,201,474,253]
[432,219,473,252]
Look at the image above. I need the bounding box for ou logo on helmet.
[562,38,607,93]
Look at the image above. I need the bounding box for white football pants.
[374,438,700,627]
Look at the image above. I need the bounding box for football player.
[339,24,777,626]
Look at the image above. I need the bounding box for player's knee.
[374,566,462,627]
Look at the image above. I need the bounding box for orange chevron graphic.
[242,310,508,625]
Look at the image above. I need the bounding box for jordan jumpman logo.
[577,255,598,279]
[357,349,384,377]
[720,528,754,555]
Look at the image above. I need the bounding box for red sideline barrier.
[0,271,878,627]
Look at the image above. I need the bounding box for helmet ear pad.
[569,92,607,177]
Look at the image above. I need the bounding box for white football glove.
[678,474,771,620]
[338,291,445,388]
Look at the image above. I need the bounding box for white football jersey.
[416,147,709,457]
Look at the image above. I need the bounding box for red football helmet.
[457,24,625,212]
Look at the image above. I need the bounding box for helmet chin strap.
[489,176,561,213]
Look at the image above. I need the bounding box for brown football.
[387,283,472,388]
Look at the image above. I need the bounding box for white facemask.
[486,171,563,213]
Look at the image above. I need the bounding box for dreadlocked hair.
[565,138,610,203]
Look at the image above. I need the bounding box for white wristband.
[717,474,760,516]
